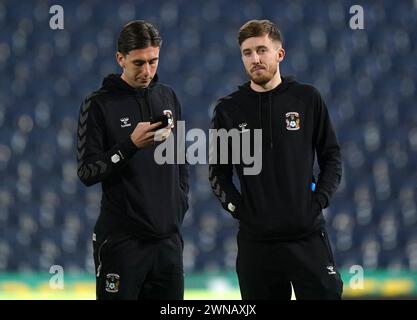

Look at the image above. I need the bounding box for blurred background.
[0,0,416,299]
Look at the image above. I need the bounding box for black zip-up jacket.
[76,74,189,240]
[209,76,342,241]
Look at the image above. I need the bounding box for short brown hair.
[238,19,283,46]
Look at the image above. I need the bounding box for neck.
[120,73,148,89]
[250,70,282,92]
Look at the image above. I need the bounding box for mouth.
[136,78,151,82]
[251,66,265,73]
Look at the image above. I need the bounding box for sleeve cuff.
[314,192,328,210]
[118,136,140,160]
[226,197,241,219]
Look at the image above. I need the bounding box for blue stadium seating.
[0,0,415,273]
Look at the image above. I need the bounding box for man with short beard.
[209,20,343,300]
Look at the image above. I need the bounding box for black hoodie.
[209,76,342,241]
[76,74,189,240]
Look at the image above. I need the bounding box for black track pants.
[236,229,343,300]
[93,233,184,300]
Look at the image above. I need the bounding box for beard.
[247,64,277,86]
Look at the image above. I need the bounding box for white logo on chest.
[239,122,249,133]
[120,117,131,128]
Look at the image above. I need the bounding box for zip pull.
[96,264,102,277]
[96,239,108,277]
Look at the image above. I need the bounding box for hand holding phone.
[151,114,169,130]
[150,110,174,130]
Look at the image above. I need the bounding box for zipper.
[145,87,153,120]
[320,231,335,265]
[96,238,109,277]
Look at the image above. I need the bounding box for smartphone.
[150,110,174,130]
[150,114,169,130]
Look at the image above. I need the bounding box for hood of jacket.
[237,76,296,149]
[100,73,160,95]
[99,73,160,121]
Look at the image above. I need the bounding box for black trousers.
[93,232,184,300]
[236,228,343,300]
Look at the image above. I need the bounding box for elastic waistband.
[237,216,325,243]
[95,210,179,242]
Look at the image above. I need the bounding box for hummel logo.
[327,265,336,275]
[238,122,249,133]
[120,117,131,128]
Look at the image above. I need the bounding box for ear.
[276,47,285,63]
[116,52,125,69]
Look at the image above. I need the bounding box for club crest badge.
[285,112,300,131]
[163,109,174,128]
[105,273,120,293]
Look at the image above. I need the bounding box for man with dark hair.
[76,20,189,300]
[209,19,343,299]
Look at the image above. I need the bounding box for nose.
[251,52,261,65]
[143,63,151,77]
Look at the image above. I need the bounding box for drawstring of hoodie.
[145,87,154,121]
[134,87,154,122]
[269,92,273,149]
[257,93,274,150]
[258,94,262,130]
[133,93,145,122]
